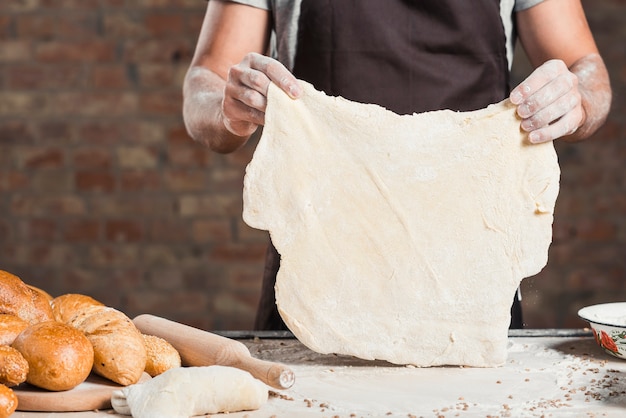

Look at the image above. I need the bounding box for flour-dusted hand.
[223,52,301,138]
[510,59,583,144]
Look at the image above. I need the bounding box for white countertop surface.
[13,330,626,418]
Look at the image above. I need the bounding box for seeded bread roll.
[12,321,94,391]
[142,334,181,377]
[0,346,28,387]
[0,270,54,325]
[0,384,17,418]
[52,294,147,386]
[0,314,29,346]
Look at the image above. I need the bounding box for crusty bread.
[50,293,104,323]
[0,384,17,418]
[0,270,54,325]
[52,294,146,386]
[0,314,29,346]
[12,321,94,391]
[27,284,53,301]
[142,334,181,377]
[0,346,28,387]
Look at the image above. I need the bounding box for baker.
[182,0,611,330]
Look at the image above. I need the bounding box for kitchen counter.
[13,330,626,417]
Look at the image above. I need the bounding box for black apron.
[255,0,523,330]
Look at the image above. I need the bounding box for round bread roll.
[0,346,28,387]
[142,334,181,377]
[0,384,17,418]
[12,321,94,391]
[0,270,54,325]
[0,314,29,346]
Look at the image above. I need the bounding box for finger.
[246,52,302,98]
[520,89,581,132]
[527,107,583,144]
[510,59,568,104]
[516,71,578,119]
[225,73,268,113]
[222,94,264,137]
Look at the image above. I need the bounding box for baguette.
[0,270,54,324]
[12,321,93,391]
[0,314,29,346]
[52,294,147,386]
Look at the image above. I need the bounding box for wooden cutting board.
[14,372,151,412]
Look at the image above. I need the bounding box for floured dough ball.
[142,334,181,377]
[0,314,29,346]
[12,321,94,391]
[0,346,28,387]
[0,384,17,418]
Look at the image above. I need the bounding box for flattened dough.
[243,81,560,367]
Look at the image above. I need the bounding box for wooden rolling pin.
[133,314,295,390]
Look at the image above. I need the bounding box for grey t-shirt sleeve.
[514,0,546,12]
[219,0,271,10]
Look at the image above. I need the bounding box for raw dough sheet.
[243,81,560,367]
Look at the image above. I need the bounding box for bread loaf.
[27,284,53,301]
[51,293,104,323]
[0,384,17,418]
[12,321,94,391]
[0,346,28,387]
[0,270,54,324]
[142,334,181,377]
[0,314,29,346]
[52,294,147,386]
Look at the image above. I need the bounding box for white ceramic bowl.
[578,302,626,360]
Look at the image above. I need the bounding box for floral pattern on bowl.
[579,302,626,360]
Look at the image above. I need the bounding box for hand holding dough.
[243,81,560,367]
[111,366,268,418]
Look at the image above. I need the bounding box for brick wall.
[0,0,624,330]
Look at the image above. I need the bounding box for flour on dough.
[243,81,560,367]
[111,366,268,418]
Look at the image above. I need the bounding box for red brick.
[36,41,116,63]
[123,39,193,63]
[136,63,177,88]
[0,171,29,191]
[148,219,189,242]
[75,171,116,193]
[16,146,64,169]
[105,220,144,243]
[50,92,138,117]
[0,121,36,144]
[191,219,233,243]
[574,219,618,242]
[78,122,127,146]
[90,64,130,89]
[0,40,34,62]
[164,169,206,192]
[14,14,56,39]
[55,13,100,40]
[72,147,113,169]
[88,244,139,267]
[116,146,159,169]
[119,170,163,192]
[208,242,266,263]
[11,195,85,216]
[144,13,184,38]
[102,13,146,38]
[18,219,57,241]
[63,219,101,242]
[168,143,211,167]
[139,91,183,116]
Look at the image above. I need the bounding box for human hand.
[222,52,302,137]
[509,59,584,144]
